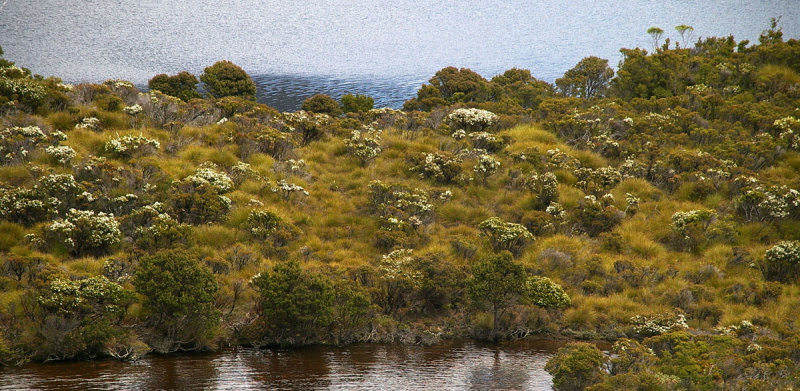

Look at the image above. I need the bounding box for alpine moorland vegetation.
[1,19,799,388]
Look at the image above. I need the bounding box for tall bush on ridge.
[148,71,201,102]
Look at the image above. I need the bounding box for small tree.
[556,56,614,98]
[148,71,201,102]
[647,26,665,51]
[675,25,694,48]
[340,93,374,113]
[133,249,219,353]
[468,252,527,339]
[200,60,256,101]
[545,342,607,391]
[301,94,342,116]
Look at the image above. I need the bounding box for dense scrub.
[1,22,800,387]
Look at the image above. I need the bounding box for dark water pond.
[1,1,798,110]
[0,339,570,390]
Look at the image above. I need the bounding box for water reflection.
[0,340,566,390]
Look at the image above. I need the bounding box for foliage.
[526,276,570,309]
[556,56,614,98]
[148,71,202,102]
[478,217,534,255]
[45,209,120,256]
[762,241,800,283]
[301,94,342,117]
[250,260,335,346]
[340,93,374,113]
[200,60,256,100]
[545,342,607,391]
[468,252,527,338]
[133,249,219,353]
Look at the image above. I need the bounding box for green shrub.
[250,260,335,346]
[133,249,219,353]
[761,240,800,283]
[148,71,202,101]
[340,93,374,113]
[301,94,342,116]
[200,61,256,100]
[468,251,527,339]
[545,342,607,391]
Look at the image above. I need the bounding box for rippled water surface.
[0,340,571,390]
[1,1,799,109]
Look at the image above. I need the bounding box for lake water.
[1,1,798,110]
[0,339,567,390]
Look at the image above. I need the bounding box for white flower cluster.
[122,104,143,115]
[468,131,503,151]
[379,249,421,283]
[104,133,160,157]
[451,129,466,140]
[545,148,579,170]
[716,319,756,336]
[75,117,101,130]
[473,153,500,179]
[45,145,77,164]
[446,108,498,131]
[625,193,641,214]
[631,313,689,337]
[0,125,52,163]
[739,185,800,221]
[185,165,234,193]
[272,179,309,200]
[47,208,121,253]
[416,152,462,182]
[774,116,800,150]
[765,241,800,266]
[575,166,622,195]
[479,217,534,251]
[38,173,80,197]
[546,201,567,218]
[671,209,716,233]
[344,127,383,164]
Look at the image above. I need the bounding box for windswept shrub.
[473,153,501,182]
[411,152,463,183]
[246,210,301,248]
[670,209,716,252]
[523,172,559,209]
[575,194,623,236]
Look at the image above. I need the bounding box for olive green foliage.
[468,252,527,339]
[250,260,335,346]
[1,24,800,382]
[340,93,374,113]
[148,71,202,101]
[200,60,256,100]
[133,249,219,353]
[545,342,607,391]
[526,276,570,309]
[556,56,615,98]
[301,94,342,116]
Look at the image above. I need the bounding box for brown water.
[0,339,566,390]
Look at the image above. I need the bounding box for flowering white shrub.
[546,201,566,219]
[368,180,436,227]
[413,152,463,183]
[0,187,58,225]
[524,172,559,207]
[737,185,799,222]
[774,116,800,150]
[0,125,54,163]
[184,165,233,193]
[468,131,504,151]
[473,153,501,181]
[479,217,534,254]
[446,108,498,131]
[104,133,160,158]
[46,209,121,255]
[379,249,422,283]
[575,166,622,195]
[625,193,641,214]
[344,127,382,165]
[631,312,688,337]
[272,179,309,201]
[247,210,282,238]
[122,104,143,115]
[75,117,101,130]
[45,145,77,164]
[451,129,466,140]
